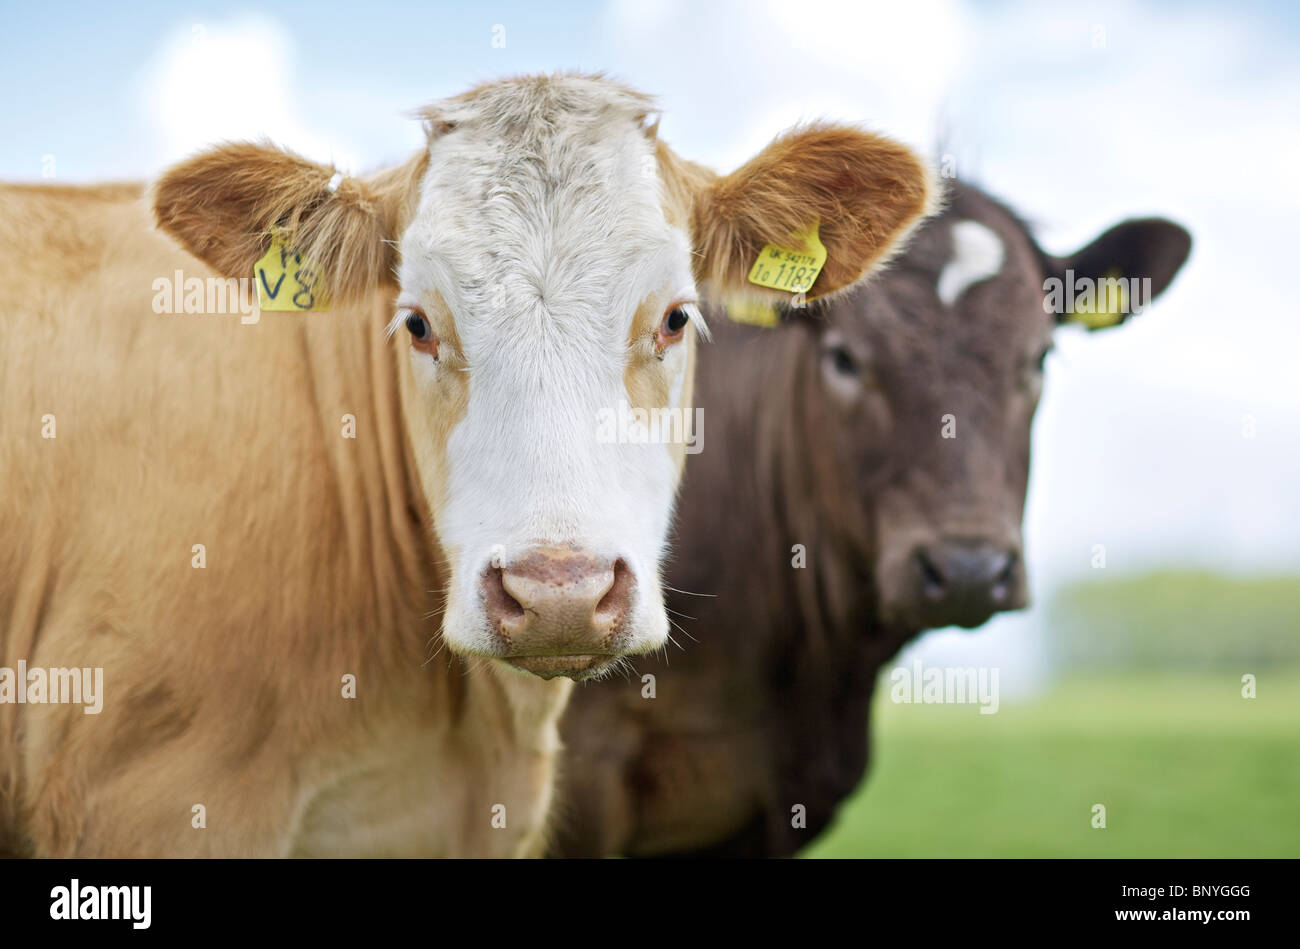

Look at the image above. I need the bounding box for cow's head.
[152,74,935,678]
[782,181,1190,630]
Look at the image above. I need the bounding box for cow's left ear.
[682,124,938,304]
[1047,218,1191,330]
[152,143,426,305]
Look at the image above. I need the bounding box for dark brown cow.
[552,180,1191,858]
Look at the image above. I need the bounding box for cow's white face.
[393,81,701,676]
[151,72,938,683]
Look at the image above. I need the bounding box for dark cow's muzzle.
[908,537,1026,629]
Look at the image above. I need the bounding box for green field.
[804,670,1300,857]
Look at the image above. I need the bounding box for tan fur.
[690,123,938,301]
[0,183,563,856]
[150,145,428,304]
[655,140,717,232]
[622,294,700,476]
[393,291,471,530]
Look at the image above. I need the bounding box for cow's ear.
[152,143,424,305]
[1047,218,1191,330]
[686,124,936,304]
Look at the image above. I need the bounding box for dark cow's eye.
[827,345,858,376]
[400,307,439,358]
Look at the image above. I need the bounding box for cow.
[553,179,1192,858]
[0,74,936,856]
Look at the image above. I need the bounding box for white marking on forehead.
[936,220,1005,306]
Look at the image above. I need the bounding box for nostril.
[483,565,526,627]
[595,558,633,624]
[990,552,1018,602]
[917,550,946,599]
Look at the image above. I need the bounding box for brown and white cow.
[553,179,1191,858]
[0,74,935,856]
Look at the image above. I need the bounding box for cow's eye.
[405,310,431,340]
[401,307,439,358]
[826,345,858,377]
[656,305,693,349]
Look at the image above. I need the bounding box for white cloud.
[137,16,364,174]
[598,0,968,167]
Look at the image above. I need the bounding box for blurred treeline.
[1047,570,1300,669]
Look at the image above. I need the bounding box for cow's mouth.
[504,654,615,681]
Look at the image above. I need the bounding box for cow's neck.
[288,296,572,857]
[312,289,443,646]
[778,333,889,677]
[671,319,919,852]
[672,318,911,693]
[702,324,874,640]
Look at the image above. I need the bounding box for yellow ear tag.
[727,298,781,328]
[1070,268,1125,329]
[747,219,827,296]
[255,231,329,312]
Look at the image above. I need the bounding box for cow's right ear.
[1047,218,1192,330]
[152,143,423,305]
[686,124,937,304]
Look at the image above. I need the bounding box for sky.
[3,0,1297,695]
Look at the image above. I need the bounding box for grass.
[803,670,1300,857]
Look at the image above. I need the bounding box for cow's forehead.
[829,188,1051,352]
[396,77,689,351]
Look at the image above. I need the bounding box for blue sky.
[4,0,1298,691]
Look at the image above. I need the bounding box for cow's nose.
[481,547,634,678]
[913,539,1024,629]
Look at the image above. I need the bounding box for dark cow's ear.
[1045,218,1191,330]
